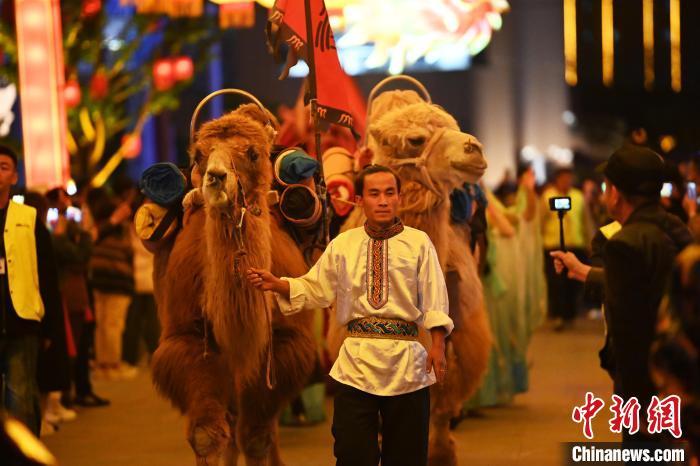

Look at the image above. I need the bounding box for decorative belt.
[347,316,419,341]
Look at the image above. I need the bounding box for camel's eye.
[247,146,258,162]
[408,136,426,147]
[464,142,481,153]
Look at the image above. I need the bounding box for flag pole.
[303,0,330,246]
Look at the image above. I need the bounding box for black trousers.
[68,313,93,397]
[544,248,587,321]
[332,383,430,466]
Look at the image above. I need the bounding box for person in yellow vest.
[0,145,61,436]
[541,166,587,331]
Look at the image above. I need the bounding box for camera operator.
[551,146,691,447]
[541,167,586,330]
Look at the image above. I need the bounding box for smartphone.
[11,195,24,204]
[601,182,606,194]
[549,196,571,212]
[688,182,697,201]
[66,206,82,223]
[46,208,59,229]
[660,182,673,198]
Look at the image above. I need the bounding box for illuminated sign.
[15,0,70,189]
[290,0,510,76]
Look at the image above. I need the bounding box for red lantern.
[89,69,108,100]
[121,133,142,159]
[64,80,82,108]
[153,59,175,91]
[173,56,194,81]
[81,0,102,18]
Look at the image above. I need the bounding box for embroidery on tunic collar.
[363,218,404,240]
[364,219,403,309]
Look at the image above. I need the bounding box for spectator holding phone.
[46,188,109,407]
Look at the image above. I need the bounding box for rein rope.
[388,127,447,200]
[201,161,276,390]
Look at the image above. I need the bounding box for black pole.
[558,210,567,252]
[303,0,330,246]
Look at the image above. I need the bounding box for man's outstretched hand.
[246,268,290,297]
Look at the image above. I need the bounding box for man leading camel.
[247,164,452,466]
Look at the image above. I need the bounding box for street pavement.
[43,318,618,466]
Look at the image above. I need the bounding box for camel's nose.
[205,169,227,187]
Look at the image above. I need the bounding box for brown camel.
[150,103,317,466]
[336,89,492,466]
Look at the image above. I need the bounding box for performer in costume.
[247,164,452,466]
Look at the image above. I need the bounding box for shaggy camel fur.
[151,104,316,466]
[335,91,492,466]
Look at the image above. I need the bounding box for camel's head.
[191,104,278,212]
[368,100,487,191]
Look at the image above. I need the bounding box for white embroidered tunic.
[275,225,453,396]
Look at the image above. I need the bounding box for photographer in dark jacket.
[551,146,692,448]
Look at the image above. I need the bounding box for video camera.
[548,196,571,251]
[549,197,571,212]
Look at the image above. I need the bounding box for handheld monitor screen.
[555,198,570,210]
[660,183,673,198]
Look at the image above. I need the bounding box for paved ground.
[43,319,619,466]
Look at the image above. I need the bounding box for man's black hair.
[0,145,18,167]
[354,164,401,197]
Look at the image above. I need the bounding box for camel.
[335,86,492,466]
[150,100,317,466]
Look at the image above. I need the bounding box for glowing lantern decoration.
[64,79,82,108]
[15,0,71,190]
[213,1,255,29]
[121,133,142,159]
[81,0,102,17]
[173,56,194,81]
[153,58,175,91]
[89,69,108,100]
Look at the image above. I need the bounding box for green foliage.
[0,1,221,182]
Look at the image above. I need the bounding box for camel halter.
[190,89,276,221]
[388,127,447,199]
[363,75,444,198]
[190,89,277,389]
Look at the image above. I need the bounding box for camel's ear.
[368,123,385,145]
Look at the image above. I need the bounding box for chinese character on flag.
[647,395,682,438]
[609,395,641,435]
[572,392,606,439]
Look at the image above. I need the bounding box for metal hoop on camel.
[189,88,275,145]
